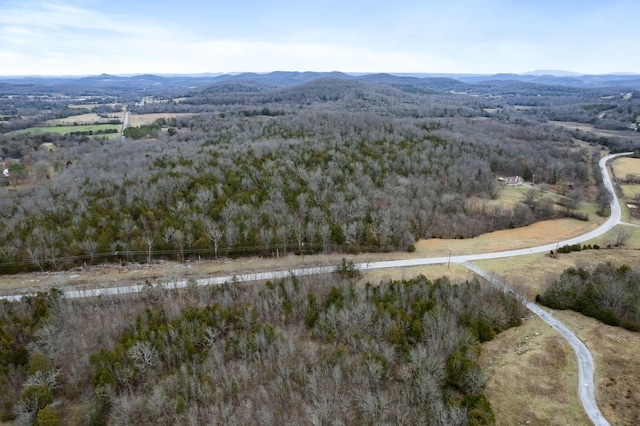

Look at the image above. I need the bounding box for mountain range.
[1,71,640,95]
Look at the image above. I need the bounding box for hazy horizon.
[1,70,639,80]
[1,0,638,76]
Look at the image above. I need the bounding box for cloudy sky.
[0,0,637,76]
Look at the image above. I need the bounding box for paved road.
[121,108,129,135]
[1,153,632,425]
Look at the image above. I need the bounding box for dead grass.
[128,113,193,127]
[480,315,589,425]
[473,249,640,300]
[621,184,640,198]
[473,247,640,425]
[43,112,123,126]
[612,157,640,178]
[550,121,640,142]
[551,311,640,426]
[0,215,610,295]
[359,263,473,285]
[413,216,605,258]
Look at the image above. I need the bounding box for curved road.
[1,153,632,425]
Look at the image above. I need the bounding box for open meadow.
[7,124,121,137]
[127,112,193,127]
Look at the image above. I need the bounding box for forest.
[2,74,640,273]
[2,72,640,425]
[0,270,525,424]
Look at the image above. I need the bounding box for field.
[127,112,193,127]
[551,121,640,142]
[473,245,640,426]
[612,157,640,220]
[622,184,640,198]
[480,315,588,425]
[43,112,123,126]
[7,124,121,137]
[612,157,640,178]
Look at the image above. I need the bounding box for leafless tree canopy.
[0,273,525,424]
[4,75,638,273]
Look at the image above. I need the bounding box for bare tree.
[205,220,223,259]
[614,226,632,247]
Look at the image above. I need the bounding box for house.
[498,176,523,186]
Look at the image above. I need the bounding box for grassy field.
[612,157,640,178]
[128,112,193,127]
[622,184,640,198]
[8,124,121,137]
[480,315,589,425]
[43,112,123,126]
[472,244,640,426]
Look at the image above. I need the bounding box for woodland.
[1,72,640,424]
[0,270,525,425]
[1,74,639,273]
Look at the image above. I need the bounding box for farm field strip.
[7,124,121,136]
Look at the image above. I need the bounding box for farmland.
[7,123,121,137]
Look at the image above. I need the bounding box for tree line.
[536,263,640,331]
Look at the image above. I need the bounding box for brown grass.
[612,157,640,178]
[621,184,640,198]
[480,315,589,425]
[550,121,640,142]
[44,112,123,126]
[473,248,640,301]
[551,311,640,426]
[0,215,608,295]
[413,216,605,258]
[474,247,640,425]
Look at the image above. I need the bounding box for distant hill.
[2,71,640,96]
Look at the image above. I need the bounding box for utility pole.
[447,250,451,269]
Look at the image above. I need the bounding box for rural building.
[498,176,523,186]
[39,143,56,152]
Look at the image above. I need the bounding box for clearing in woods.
[43,112,123,126]
[127,112,193,127]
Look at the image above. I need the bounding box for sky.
[0,0,638,76]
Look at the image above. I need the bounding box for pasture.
[128,112,193,127]
[7,124,121,137]
[612,156,640,178]
[43,112,123,126]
